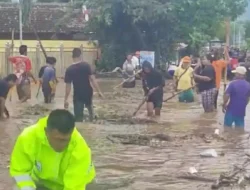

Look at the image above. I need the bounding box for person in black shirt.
[0,74,18,119]
[38,65,47,80]
[240,56,250,83]
[64,48,103,122]
[194,57,217,112]
[142,61,165,117]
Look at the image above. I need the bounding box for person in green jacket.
[10,109,95,190]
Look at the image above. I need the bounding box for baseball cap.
[182,56,191,63]
[232,66,247,75]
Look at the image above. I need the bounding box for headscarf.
[142,61,153,72]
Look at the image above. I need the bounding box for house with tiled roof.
[0,2,88,40]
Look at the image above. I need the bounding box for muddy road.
[1,78,250,190]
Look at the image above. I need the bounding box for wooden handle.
[163,85,196,102]
[224,18,230,91]
[132,96,148,116]
[32,26,47,59]
[113,69,142,89]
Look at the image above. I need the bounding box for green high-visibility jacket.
[10,117,95,190]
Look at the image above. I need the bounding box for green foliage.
[20,0,33,26]
[246,38,250,49]
[54,0,246,69]
[213,22,226,41]
[37,0,57,2]
[245,21,250,39]
[79,0,247,69]
[188,30,211,56]
[95,44,119,71]
[37,0,71,2]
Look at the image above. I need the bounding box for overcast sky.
[239,0,250,20]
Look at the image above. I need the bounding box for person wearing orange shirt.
[211,51,227,109]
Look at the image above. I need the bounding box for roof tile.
[0,3,85,33]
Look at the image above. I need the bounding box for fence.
[0,43,98,78]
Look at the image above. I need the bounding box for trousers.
[73,99,94,122]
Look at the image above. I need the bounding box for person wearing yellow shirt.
[174,56,194,102]
[10,109,95,190]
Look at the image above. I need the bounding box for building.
[0,2,88,40]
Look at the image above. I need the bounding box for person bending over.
[0,74,17,119]
[142,61,165,116]
[10,109,95,190]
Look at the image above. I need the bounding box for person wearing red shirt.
[8,45,36,102]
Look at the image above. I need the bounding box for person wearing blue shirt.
[223,66,250,128]
[41,57,57,103]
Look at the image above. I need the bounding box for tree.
[24,0,248,70]
[245,20,250,39]
[20,0,33,26]
[37,0,71,2]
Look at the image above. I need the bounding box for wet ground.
[1,78,250,190]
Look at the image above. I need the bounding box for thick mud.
[1,78,250,190]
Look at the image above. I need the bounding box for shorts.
[73,97,94,122]
[42,83,52,103]
[178,89,194,103]
[224,112,245,128]
[122,80,136,88]
[147,91,163,109]
[201,88,217,112]
[16,78,31,100]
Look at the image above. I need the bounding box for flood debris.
[106,132,229,147]
[214,129,220,135]
[106,134,172,146]
[178,175,215,183]
[200,149,218,158]
[178,133,227,143]
[95,71,121,78]
[20,104,50,116]
[189,167,198,174]
[90,176,135,190]
[211,157,250,189]
[96,107,159,125]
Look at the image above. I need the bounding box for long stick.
[113,69,142,89]
[9,29,15,102]
[224,18,230,91]
[163,86,195,102]
[32,26,47,98]
[133,95,148,116]
[32,26,47,59]
[133,85,162,116]
[36,85,41,98]
[133,86,195,116]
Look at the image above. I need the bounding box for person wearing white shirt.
[122,53,136,88]
[131,51,140,69]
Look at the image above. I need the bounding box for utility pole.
[238,24,241,48]
[234,21,236,47]
[224,18,230,91]
[19,0,23,44]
